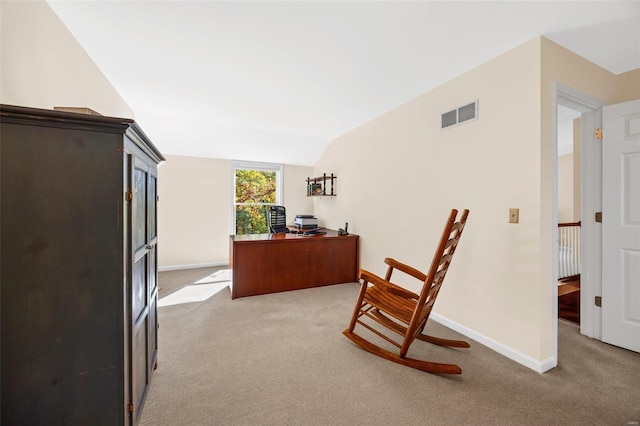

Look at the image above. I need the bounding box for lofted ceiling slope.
[47,1,640,166]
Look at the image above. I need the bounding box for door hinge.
[128,402,134,413]
[126,191,133,202]
[595,128,603,139]
[595,212,602,223]
[595,296,602,307]
[156,195,160,202]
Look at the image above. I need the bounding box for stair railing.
[558,221,581,280]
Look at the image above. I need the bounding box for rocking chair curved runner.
[343,209,470,374]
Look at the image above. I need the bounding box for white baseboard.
[430,312,557,374]
[158,261,228,272]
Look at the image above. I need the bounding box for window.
[233,161,283,235]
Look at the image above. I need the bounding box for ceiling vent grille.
[441,100,478,129]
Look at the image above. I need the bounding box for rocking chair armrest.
[359,269,391,288]
[359,269,419,300]
[384,258,427,282]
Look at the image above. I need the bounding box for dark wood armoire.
[0,104,165,425]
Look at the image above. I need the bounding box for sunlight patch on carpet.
[159,281,229,307]
[194,269,232,284]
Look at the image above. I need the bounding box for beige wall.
[282,164,317,222]
[0,1,133,118]
[314,35,640,369]
[315,37,545,360]
[572,118,582,221]
[158,156,232,269]
[613,68,640,104]
[557,153,574,223]
[558,118,581,224]
[158,155,313,269]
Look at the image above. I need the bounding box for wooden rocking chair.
[343,209,470,374]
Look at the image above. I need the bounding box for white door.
[602,99,640,352]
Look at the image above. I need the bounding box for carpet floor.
[140,268,640,425]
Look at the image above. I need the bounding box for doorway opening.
[556,105,582,325]
[552,83,604,366]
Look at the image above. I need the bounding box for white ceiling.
[47,1,640,166]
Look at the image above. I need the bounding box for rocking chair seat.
[360,277,419,324]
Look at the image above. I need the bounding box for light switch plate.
[509,208,519,223]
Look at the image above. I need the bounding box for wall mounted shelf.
[306,173,336,196]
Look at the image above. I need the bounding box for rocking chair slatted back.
[343,208,470,374]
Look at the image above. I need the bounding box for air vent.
[441,100,478,129]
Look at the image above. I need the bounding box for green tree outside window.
[235,169,276,234]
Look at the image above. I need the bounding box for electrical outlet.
[509,208,519,224]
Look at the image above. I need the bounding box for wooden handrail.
[558,221,581,227]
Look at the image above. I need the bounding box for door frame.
[552,83,604,363]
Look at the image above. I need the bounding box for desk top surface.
[230,229,357,242]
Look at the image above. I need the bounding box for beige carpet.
[140,268,640,426]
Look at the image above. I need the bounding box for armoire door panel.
[132,166,148,251]
[149,175,157,240]
[149,296,158,371]
[131,316,149,423]
[132,256,148,323]
[149,246,158,294]
[129,152,157,425]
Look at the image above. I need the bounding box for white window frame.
[231,161,284,234]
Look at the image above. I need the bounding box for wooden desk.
[229,230,359,299]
